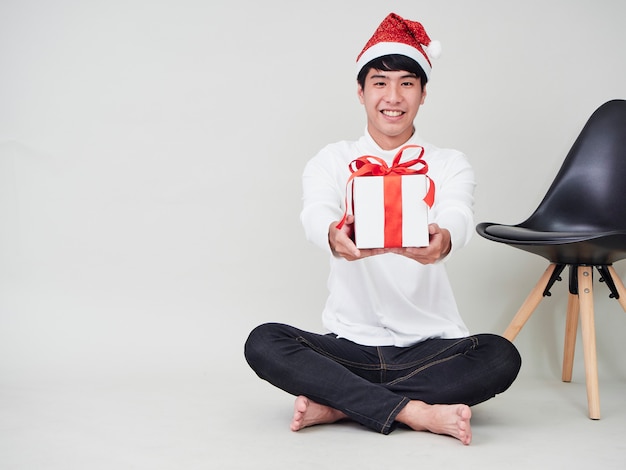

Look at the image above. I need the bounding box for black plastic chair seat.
[481,224,608,243]
[477,222,626,265]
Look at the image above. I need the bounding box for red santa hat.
[356,13,441,79]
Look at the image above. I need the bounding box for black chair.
[477,99,626,419]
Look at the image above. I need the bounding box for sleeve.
[299,147,346,253]
[429,151,476,257]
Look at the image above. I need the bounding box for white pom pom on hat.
[356,13,442,79]
[425,39,442,60]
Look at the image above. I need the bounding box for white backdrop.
[1,0,625,384]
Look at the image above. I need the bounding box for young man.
[244,13,521,445]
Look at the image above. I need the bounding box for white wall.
[1,0,625,383]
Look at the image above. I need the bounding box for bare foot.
[396,400,472,445]
[290,396,347,431]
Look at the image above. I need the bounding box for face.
[357,68,427,150]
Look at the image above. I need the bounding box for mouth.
[381,110,404,117]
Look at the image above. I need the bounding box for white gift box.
[352,174,429,248]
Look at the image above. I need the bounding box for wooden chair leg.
[503,264,557,341]
[577,265,601,420]
[562,292,579,383]
[607,265,626,313]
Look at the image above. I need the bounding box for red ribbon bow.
[336,145,435,244]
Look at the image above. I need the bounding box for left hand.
[388,223,451,265]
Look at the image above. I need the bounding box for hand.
[388,223,451,264]
[328,215,388,261]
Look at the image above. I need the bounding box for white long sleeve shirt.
[300,130,476,347]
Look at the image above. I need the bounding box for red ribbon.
[336,145,435,245]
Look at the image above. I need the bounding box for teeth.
[383,110,403,117]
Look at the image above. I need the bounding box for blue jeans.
[244,322,521,434]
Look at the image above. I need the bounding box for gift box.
[353,173,429,248]
[337,144,435,249]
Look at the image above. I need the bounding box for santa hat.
[356,13,441,79]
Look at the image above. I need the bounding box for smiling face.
[357,68,427,150]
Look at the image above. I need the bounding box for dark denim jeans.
[244,322,521,434]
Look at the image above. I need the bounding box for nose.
[385,83,401,103]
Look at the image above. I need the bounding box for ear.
[421,86,427,105]
[357,82,365,104]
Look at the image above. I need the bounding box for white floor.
[2,362,626,470]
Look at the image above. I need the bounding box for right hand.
[328,215,388,261]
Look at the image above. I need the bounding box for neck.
[368,126,415,151]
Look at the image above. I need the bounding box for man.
[244,13,521,445]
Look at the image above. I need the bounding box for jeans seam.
[376,346,386,383]
[382,337,478,370]
[386,354,462,386]
[386,337,479,386]
[296,336,382,370]
[381,397,410,434]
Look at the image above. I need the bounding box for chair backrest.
[521,99,626,232]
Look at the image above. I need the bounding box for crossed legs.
[244,323,520,444]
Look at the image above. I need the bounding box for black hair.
[357,54,428,90]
